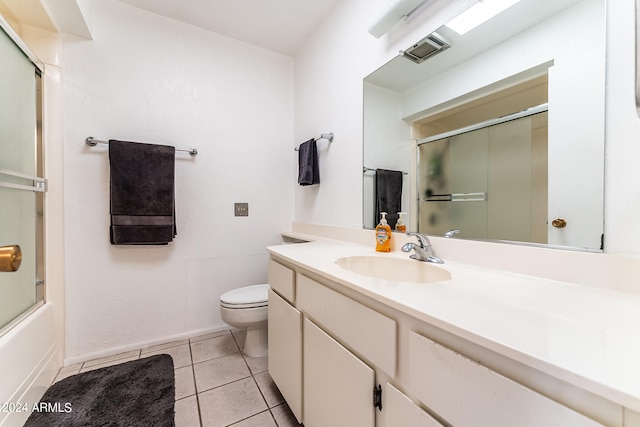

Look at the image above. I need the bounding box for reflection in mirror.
[420,108,548,243]
[363,0,605,251]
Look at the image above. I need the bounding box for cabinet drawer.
[268,259,295,303]
[297,274,396,377]
[268,289,302,422]
[408,332,604,427]
[385,383,444,427]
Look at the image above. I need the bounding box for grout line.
[269,407,280,427]
[233,331,277,424]
[194,389,204,427]
[187,338,204,427]
[227,409,272,426]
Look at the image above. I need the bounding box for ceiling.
[118,0,342,56]
[0,0,57,32]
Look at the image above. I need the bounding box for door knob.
[0,245,22,272]
[551,218,567,228]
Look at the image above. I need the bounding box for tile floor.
[54,329,302,427]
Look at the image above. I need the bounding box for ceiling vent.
[400,32,451,64]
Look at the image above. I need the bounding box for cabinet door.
[297,274,397,377]
[268,289,302,422]
[303,318,375,427]
[385,383,444,427]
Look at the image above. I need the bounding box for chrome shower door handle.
[0,245,22,272]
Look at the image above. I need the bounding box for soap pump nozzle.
[379,212,388,225]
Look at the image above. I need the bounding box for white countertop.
[269,237,640,412]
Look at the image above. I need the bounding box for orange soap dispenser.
[376,212,392,252]
[395,212,407,232]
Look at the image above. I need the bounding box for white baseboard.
[63,323,231,367]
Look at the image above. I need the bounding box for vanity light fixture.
[446,0,522,35]
[368,0,431,38]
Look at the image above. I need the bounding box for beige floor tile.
[244,355,268,375]
[175,366,196,400]
[231,410,277,427]
[82,349,140,368]
[270,403,302,427]
[141,338,190,354]
[254,372,284,408]
[79,355,140,373]
[193,352,250,393]
[191,335,239,364]
[199,377,268,427]
[53,334,285,427]
[190,330,231,343]
[230,330,247,352]
[144,343,192,368]
[175,395,201,427]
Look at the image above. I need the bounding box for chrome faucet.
[401,232,444,264]
[444,229,461,238]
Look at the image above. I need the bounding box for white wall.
[62,1,295,362]
[294,0,482,228]
[295,0,640,257]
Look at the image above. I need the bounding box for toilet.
[220,284,269,357]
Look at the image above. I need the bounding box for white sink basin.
[335,256,451,283]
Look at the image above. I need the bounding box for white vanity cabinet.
[296,274,396,378]
[268,258,295,302]
[267,255,608,427]
[408,332,605,427]
[267,288,302,422]
[267,260,302,422]
[384,383,444,427]
[268,259,391,426]
[303,318,375,427]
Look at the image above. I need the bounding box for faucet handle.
[406,232,431,248]
[444,229,461,238]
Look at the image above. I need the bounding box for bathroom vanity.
[267,236,640,427]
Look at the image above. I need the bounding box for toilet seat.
[220,284,269,309]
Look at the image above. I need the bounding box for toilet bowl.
[220,284,269,357]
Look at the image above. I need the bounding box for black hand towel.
[297,138,319,186]
[375,169,403,230]
[109,140,176,245]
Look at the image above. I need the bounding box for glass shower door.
[418,112,548,243]
[0,24,45,331]
[0,184,39,328]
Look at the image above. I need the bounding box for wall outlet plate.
[234,203,249,216]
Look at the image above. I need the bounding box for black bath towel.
[297,138,319,186]
[109,140,176,245]
[375,169,403,229]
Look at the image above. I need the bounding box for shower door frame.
[0,16,46,337]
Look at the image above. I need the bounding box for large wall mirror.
[363,0,605,251]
